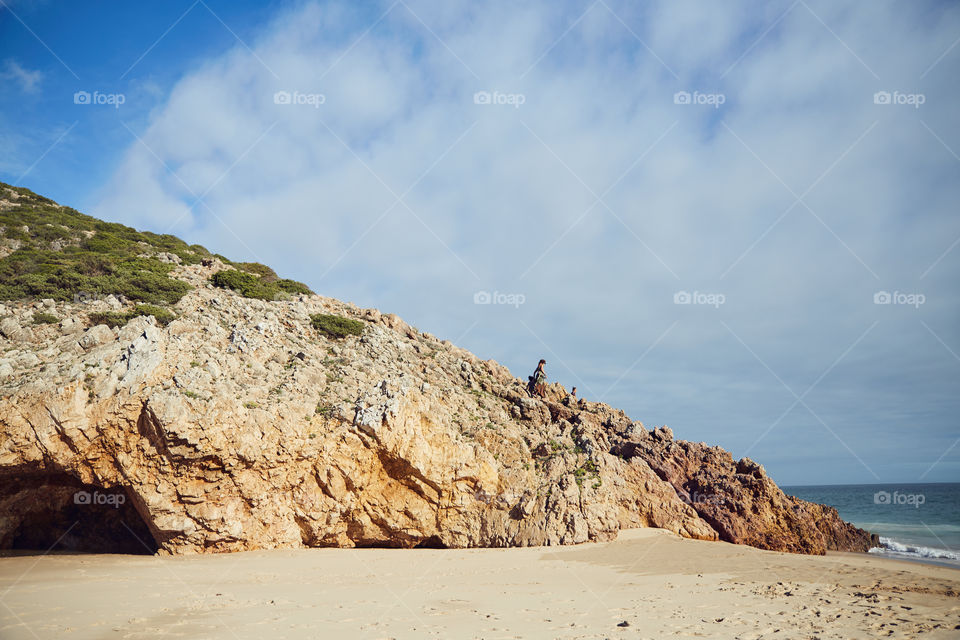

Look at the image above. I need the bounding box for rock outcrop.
[609,426,876,553]
[0,263,877,556]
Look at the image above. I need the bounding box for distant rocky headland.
[0,182,877,555]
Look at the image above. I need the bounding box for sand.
[1,529,958,639]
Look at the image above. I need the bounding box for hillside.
[0,182,311,314]
[0,183,877,555]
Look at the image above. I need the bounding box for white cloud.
[1,59,42,93]
[93,0,960,483]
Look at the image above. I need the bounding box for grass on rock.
[32,311,59,324]
[89,304,177,327]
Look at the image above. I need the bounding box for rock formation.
[0,190,877,556]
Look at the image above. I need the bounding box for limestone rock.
[0,316,31,342]
[0,316,20,338]
[78,324,114,350]
[0,263,877,556]
[156,252,182,264]
[60,317,83,334]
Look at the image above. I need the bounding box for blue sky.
[2,0,959,486]
[0,0,289,196]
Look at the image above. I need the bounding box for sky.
[1,0,958,486]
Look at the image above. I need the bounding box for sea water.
[783,483,960,569]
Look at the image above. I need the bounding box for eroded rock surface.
[0,263,875,555]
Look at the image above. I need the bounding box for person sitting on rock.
[564,386,577,406]
[528,359,547,398]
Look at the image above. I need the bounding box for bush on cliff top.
[310,313,364,339]
[210,268,313,300]
[0,182,204,306]
[0,182,312,324]
[231,262,278,281]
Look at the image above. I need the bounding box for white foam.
[868,536,960,562]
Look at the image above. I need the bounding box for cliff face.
[0,260,877,555]
[0,182,877,556]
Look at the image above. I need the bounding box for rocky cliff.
[0,186,877,556]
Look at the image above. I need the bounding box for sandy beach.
[1,529,957,639]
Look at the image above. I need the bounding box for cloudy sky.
[2,0,958,485]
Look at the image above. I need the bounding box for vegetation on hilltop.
[210,266,312,301]
[0,182,205,304]
[0,181,313,320]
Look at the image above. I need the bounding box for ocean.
[783,483,960,568]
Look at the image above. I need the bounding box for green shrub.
[210,269,270,299]
[88,304,176,328]
[232,262,278,281]
[274,278,313,295]
[87,311,126,328]
[210,267,313,300]
[131,304,176,325]
[0,181,207,305]
[32,311,59,324]
[310,313,365,339]
[0,180,303,307]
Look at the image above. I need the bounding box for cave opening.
[0,471,158,555]
[350,535,448,549]
[413,535,447,549]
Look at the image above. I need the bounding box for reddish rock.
[608,424,877,554]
